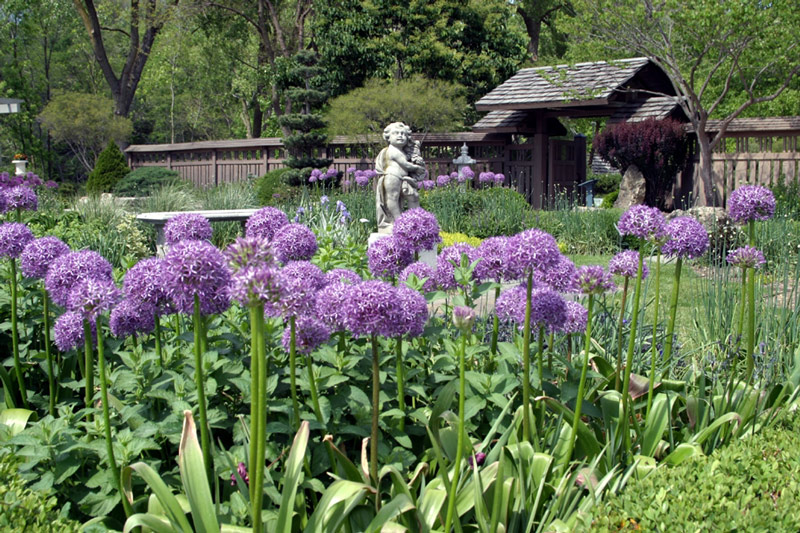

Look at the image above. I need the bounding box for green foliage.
[585,415,800,532]
[0,451,81,532]
[421,186,534,237]
[199,181,259,248]
[601,190,619,208]
[37,93,132,174]
[85,141,130,195]
[771,174,800,220]
[255,168,292,206]
[536,207,623,254]
[112,166,183,197]
[593,172,621,195]
[440,231,483,250]
[327,76,466,137]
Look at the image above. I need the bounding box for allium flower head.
[608,250,649,279]
[535,254,579,293]
[452,306,476,332]
[562,301,588,334]
[355,172,371,187]
[46,249,114,307]
[662,217,709,259]
[53,311,94,351]
[617,205,667,242]
[67,277,122,319]
[728,185,775,223]
[229,265,281,307]
[505,229,561,280]
[266,261,324,317]
[495,285,567,331]
[245,207,289,241]
[575,265,616,295]
[474,236,510,282]
[493,173,505,185]
[436,174,451,187]
[420,180,436,190]
[225,235,274,271]
[315,281,352,331]
[123,257,172,313]
[726,246,766,269]
[3,185,37,212]
[325,268,361,286]
[342,280,403,338]
[282,316,331,354]
[460,167,475,181]
[20,236,69,279]
[394,285,429,338]
[399,261,438,293]
[164,240,231,315]
[164,213,213,245]
[436,243,478,290]
[272,223,317,263]
[109,299,156,338]
[0,222,34,259]
[392,208,442,252]
[368,235,414,279]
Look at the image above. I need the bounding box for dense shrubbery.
[255,167,292,206]
[85,141,129,194]
[421,186,534,237]
[112,166,183,197]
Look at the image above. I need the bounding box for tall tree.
[73,0,179,117]
[515,0,573,63]
[571,0,800,206]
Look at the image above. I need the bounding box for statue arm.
[388,146,423,173]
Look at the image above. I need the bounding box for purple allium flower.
[164,240,231,316]
[325,167,337,179]
[495,285,567,332]
[164,213,212,245]
[53,311,94,352]
[575,265,616,295]
[266,261,325,318]
[505,229,561,280]
[450,171,458,179]
[436,174,451,187]
[399,261,438,293]
[123,257,172,313]
[282,315,331,354]
[324,268,361,286]
[367,235,414,280]
[19,236,69,279]
[245,207,289,241]
[535,254,579,293]
[452,305,476,332]
[461,167,475,181]
[45,250,114,307]
[662,217,709,259]
[315,281,352,331]
[342,280,403,338]
[617,205,667,242]
[420,180,436,190]
[3,185,37,211]
[392,208,442,253]
[562,301,589,335]
[272,223,317,263]
[342,179,352,188]
[608,250,649,279]
[355,172,371,187]
[229,265,281,307]
[726,246,766,269]
[45,180,58,189]
[395,285,429,337]
[225,235,274,271]
[474,236,510,282]
[468,452,487,468]
[728,185,775,223]
[67,277,122,319]
[346,167,356,175]
[478,171,496,183]
[493,173,505,185]
[436,243,478,290]
[109,299,156,338]
[308,175,318,184]
[231,462,249,487]
[0,222,34,259]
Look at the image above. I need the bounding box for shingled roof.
[607,96,683,124]
[471,110,567,135]
[475,57,659,111]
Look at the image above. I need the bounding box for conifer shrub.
[85,141,129,194]
[256,168,292,206]
[112,166,183,197]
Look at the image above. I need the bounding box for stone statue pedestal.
[368,233,437,268]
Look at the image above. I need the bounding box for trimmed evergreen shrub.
[112,166,183,197]
[85,140,129,194]
[256,168,292,206]
[601,190,619,208]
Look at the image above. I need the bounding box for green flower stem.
[84,320,94,409]
[615,277,630,391]
[521,269,534,443]
[289,316,300,429]
[563,294,594,466]
[736,269,746,340]
[154,312,163,368]
[444,330,468,533]
[370,334,381,497]
[9,259,27,407]
[745,265,756,383]
[395,337,405,431]
[43,289,56,416]
[249,304,265,532]
[305,349,338,473]
[661,257,683,380]
[547,331,554,373]
[537,324,546,430]
[490,285,501,358]
[192,295,213,483]
[620,246,645,458]
[646,250,662,418]
[96,317,132,517]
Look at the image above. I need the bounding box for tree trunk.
[695,131,720,207]
[518,9,541,62]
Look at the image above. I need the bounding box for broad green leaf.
[663,443,704,466]
[690,412,742,445]
[365,493,415,533]
[0,408,34,435]
[178,411,219,533]
[640,393,672,457]
[123,513,175,533]
[276,421,310,533]
[540,397,603,458]
[418,486,446,531]
[125,462,193,533]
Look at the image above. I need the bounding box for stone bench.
[136,209,260,248]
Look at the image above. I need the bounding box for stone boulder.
[614,164,646,210]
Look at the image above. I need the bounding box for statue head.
[383,122,413,148]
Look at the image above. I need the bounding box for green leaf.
[640,393,673,457]
[276,421,310,533]
[663,443,704,466]
[305,480,370,533]
[178,411,219,533]
[690,412,742,445]
[0,408,35,435]
[123,513,175,533]
[365,493,415,533]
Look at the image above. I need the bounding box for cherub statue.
[374,122,426,233]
